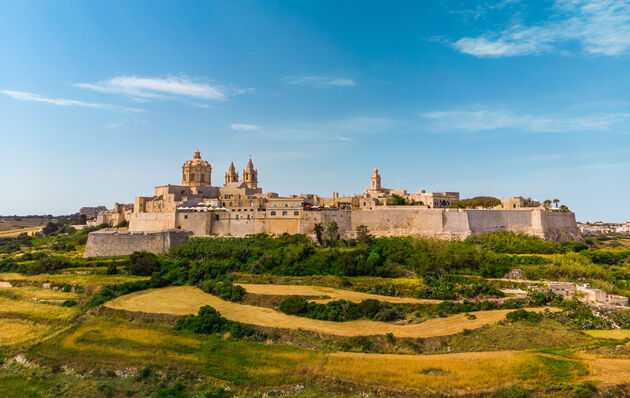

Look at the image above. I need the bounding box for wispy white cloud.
[420,109,630,132]
[284,75,357,88]
[452,0,630,57]
[105,123,123,128]
[0,90,143,112]
[75,76,241,104]
[230,123,260,131]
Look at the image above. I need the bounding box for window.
[235,215,239,220]
[222,202,226,207]
[184,215,188,219]
[273,203,278,207]
[238,202,242,207]
[190,173,195,180]
[284,203,288,207]
[229,202,233,206]
[249,201,253,207]
[282,211,287,216]
[215,215,219,220]
[270,211,276,216]
[294,211,299,216]
[513,204,517,208]
[247,215,250,220]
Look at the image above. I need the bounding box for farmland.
[3,228,630,396]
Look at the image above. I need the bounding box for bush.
[505,309,542,323]
[565,242,589,252]
[201,278,245,302]
[279,295,309,315]
[174,305,266,340]
[28,256,73,275]
[465,231,564,254]
[61,299,77,307]
[449,196,501,209]
[128,251,160,276]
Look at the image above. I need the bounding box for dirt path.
[236,283,442,304]
[105,286,554,338]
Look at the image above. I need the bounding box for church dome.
[183,149,211,167]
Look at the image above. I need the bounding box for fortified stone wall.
[128,212,176,232]
[300,208,580,242]
[83,229,192,257]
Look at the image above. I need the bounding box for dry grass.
[0,318,52,346]
[0,272,148,287]
[0,296,79,321]
[0,286,78,301]
[106,286,554,338]
[579,353,630,385]
[583,330,630,340]
[237,283,441,304]
[318,350,537,393]
[0,226,43,237]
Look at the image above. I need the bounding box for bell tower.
[242,157,258,189]
[224,161,239,185]
[370,167,381,191]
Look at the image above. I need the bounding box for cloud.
[230,123,260,131]
[284,75,357,88]
[75,76,233,102]
[105,123,123,128]
[0,90,142,112]
[452,0,630,57]
[420,109,630,132]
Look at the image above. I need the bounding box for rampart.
[300,208,580,242]
[83,229,192,257]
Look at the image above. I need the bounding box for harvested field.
[0,286,78,301]
[0,226,42,238]
[0,296,79,321]
[105,286,555,338]
[237,283,441,304]
[0,272,148,287]
[0,319,52,346]
[583,330,630,340]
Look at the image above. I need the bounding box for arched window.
[270,211,276,216]
[284,204,288,207]
[247,215,250,220]
[235,215,239,220]
[282,211,287,216]
[190,173,195,181]
[229,202,233,207]
[294,211,299,216]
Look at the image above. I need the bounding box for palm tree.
[543,200,552,208]
[553,199,560,208]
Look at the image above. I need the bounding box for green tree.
[313,223,323,245]
[128,251,160,276]
[543,200,552,207]
[324,221,340,247]
[553,199,560,208]
[355,225,373,245]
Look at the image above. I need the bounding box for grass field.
[0,319,54,346]
[237,283,441,304]
[0,272,148,287]
[583,330,630,340]
[0,286,78,301]
[25,315,597,395]
[0,226,43,238]
[0,296,79,321]
[105,286,556,338]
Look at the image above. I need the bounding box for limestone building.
[85,150,582,256]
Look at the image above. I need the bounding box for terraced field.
[236,282,441,304]
[105,286,556,338]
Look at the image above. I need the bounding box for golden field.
[105,286,557,338]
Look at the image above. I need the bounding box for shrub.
[61,299,77,307]
[174,305,265,340]
[449,196,501,209]
[279,295,309,315]
[128,251,160,276]
[106,263,118,275]
[506,309,542,323]
[200,278,245,302]
[28,256,73,275]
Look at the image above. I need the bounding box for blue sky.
[1,0,629,222]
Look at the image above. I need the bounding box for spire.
[228,161,236,172]
[246,156,254,171]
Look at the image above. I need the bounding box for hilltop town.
[83,150,581,257]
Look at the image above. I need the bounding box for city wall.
[83,229,192,257]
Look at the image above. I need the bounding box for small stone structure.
[83,229,192,257]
